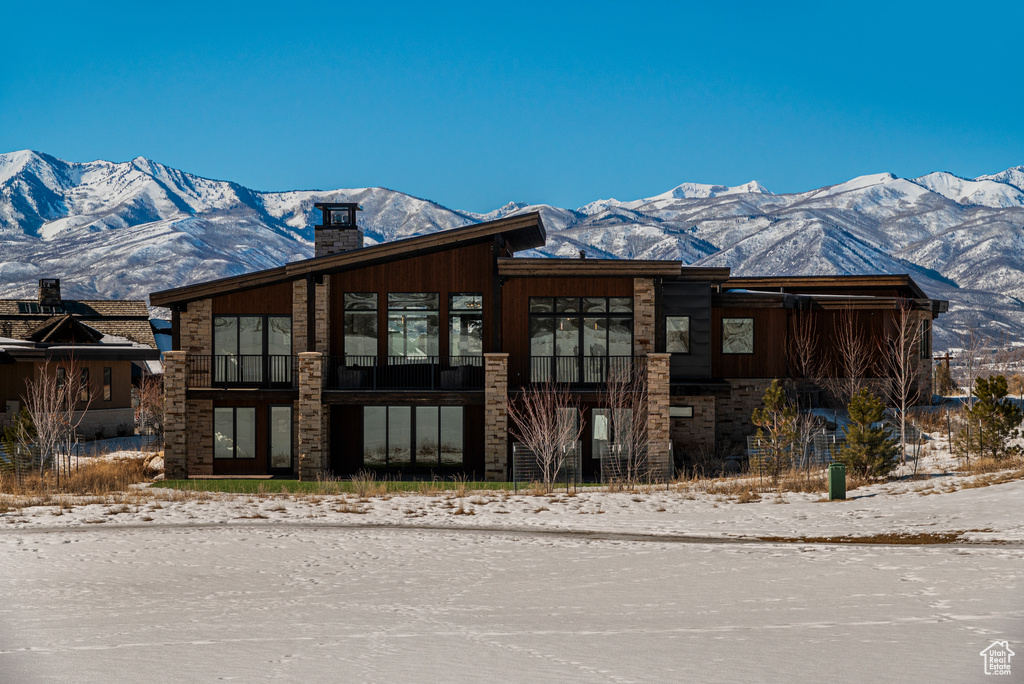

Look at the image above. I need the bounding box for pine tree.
[839,389,899,478]
[959,375,1023,460]
[751,380,797,483]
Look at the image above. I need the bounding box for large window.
[214,407,256,459]
[449,293,483,365]
[213,315,292,383]
[388,293,440,358]
[591,408,634,460]
[666,316,690,354]
[363,405,463,470]
[529,297,632,382]
[344,293,378,361]
[721,317,754,355]
[269,405,293,470]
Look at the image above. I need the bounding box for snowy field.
[1,451,1022,683]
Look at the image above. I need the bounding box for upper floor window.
[920,319,931,359]
[213,315,292,383]
[388,293,440,358]
[666,316,690,354]
[721,317,754,355]
[449,293,483,364]
[344,293,378,360]
[529,297,632,383]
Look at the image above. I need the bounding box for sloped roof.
[151,212,547,306]
[0,298,157,348]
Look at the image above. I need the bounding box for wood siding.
[711,308,788,378]
[0,360,133,409]
[212,282,293,315]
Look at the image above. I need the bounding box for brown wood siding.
[711,308,788,378]
[791,308,890,378]
[329,242,496,357]
[0,363,35,407]
[212,282,293,315]
[1,360,133,410]
[502,276,634,386]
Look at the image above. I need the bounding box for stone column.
[292,279,308,353]
[646,353,671,480]
[163,351,188,479]
[180,299,212,355]
[634,278,655,355]
[484,353,509,482]
[297,352,325,480]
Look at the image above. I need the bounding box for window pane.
[722,318,754,354]
[344,293,377,311]
[530,318,554,357]
[363,407,387,466]
[388,292,439,310]
[103,367,111,401]
[239,317,263,355]
[529,297,553,313]
[270,406,292,469]
[555,317,579,356]
[556,297,579,313]
[235,408,256,459]
[449,294,482,311]
[609,297,633,313]
[450,313,483,357]
[415,406,439,466]
[608,319,632,356]
[440,407,463,466]
[388,312,438,357]
[670,406,694,418]
[213,317,237,356]
[666,316,690,354]
[583,318,608,356]
[345,312,378,357]
[268,317,291,356]
[582,298,606,313]
[592,409,610,460]
[214,408,234,459]
[388,406,412,467]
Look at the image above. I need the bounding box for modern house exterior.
[0,279,161,437]
[152,206,948,480]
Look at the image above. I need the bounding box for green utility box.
[828,462,846,500]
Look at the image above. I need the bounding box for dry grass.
[0,457,155,497]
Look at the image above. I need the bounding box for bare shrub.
[507,383,584,492]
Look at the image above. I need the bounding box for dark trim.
[186,389,300,401]
[322,391,484,405]
[306,273,315,351]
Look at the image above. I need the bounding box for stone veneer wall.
[714,379,774,451]
[484,353,508,481]
[163,351,188,479]
[669,395,716,458]
[645,353,671,480]
[297,352,324,480]
[186,399,213,475]
[180,299,212,355]
[633,278,655,355]
[292,277,331,354]
[315,228,363,257]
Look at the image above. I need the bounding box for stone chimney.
[313,203,363,257]
[38,278,61,306]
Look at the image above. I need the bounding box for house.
[151,205,947,480]
[0,279,162,438]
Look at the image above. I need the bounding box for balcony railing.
[186,355,298,389]
[324,355,484,391]
[512,355,645,388]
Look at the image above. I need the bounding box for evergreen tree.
[839,389,899,478]
[959,375,1023,460]
[751,380,797,483]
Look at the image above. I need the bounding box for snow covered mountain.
[3,150,1024,349]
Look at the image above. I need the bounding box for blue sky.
[1,1,1020,212]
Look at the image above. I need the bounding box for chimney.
[313,203,363,257]
[39,278,61,306]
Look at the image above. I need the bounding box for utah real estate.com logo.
[980,641,1014,676]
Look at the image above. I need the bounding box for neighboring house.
[0,279,161,438]
[151,205,947,480]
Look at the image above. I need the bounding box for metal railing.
[186,355,298,389]
[324,355,484,391]
[514,355,644,388]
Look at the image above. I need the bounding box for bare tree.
[603,360,650,484]
[135,372,164,440]
[956,321,987,408]
[21,357,95,483]
[879,299,925,463]
[507,383,584,492]
[820,305,875,408]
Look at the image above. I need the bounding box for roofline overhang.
[498,258,731,281]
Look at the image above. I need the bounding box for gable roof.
[0,299,157,348]
[150,212,547,307]
[26,315,104,344]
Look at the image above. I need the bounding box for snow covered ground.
[1,448,1022,682]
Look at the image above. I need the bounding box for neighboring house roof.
[151,212,549,307]
[0,299,158,348]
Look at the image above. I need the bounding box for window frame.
[212,314,293,385]
[448,293,484,365]
[528,296,633,383]
[665,315,691,354]
[343,292,379,361]
[362,405,464,470]
[387,292,440,358]
[102,367,112,401]
[213,406,257,460]
[721,317,755,355]
[268,404,294,471]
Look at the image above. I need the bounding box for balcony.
[324,356,484,391]
[511,355,645,389]
[186,355,298,389]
